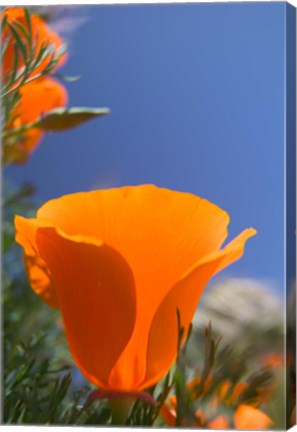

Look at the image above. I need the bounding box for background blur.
[7,2,285,290]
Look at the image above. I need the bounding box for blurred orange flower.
[261,352,284,370]
[4,77,68,163]
[161,376,272,429]
[211,405,272,430]
[1,7,67,85]
[15,185,256,393]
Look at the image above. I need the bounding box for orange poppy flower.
[4,76,68,164]
[261,352,284,370]
[209,405,272,430]
[161,376,272,429]
[14,185,256,393]
[2,7,67,85]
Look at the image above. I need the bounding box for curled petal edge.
[15,215,108,310]
[142,228,257,390]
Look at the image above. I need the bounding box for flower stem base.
[110,397,134,425]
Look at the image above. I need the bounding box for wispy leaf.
[7,23,27,62]
[38,107,110,131]
[53,72,81,83]
[13,21,30,43]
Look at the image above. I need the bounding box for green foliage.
[1,7,65,164]
[1,8,66,101]
[3,333,113,425]
[1,7,110,167]
[126,373,173,426]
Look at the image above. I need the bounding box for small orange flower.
[4,76,68,163]
[1,7,67,84]
[261,352,284,370]
[208,405,272,430]
[15,185,256,393]
[161,376,272,429]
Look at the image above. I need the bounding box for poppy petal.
[208,415,230,429]
[35,186,230,389]
[15,187,256,392]
[160,403,177,427]
[234,404,272,430]
[25,255,56,307]
[15,77,68,154]
[35,225,137,389]
[143,228,256,389]
[5,77,68,163]
[16,77,68,125]
[15,215,59,308]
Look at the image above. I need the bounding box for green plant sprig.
[1,7,67,100]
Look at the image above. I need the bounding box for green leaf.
[7,23,27,62]
[8,42,20,86]
[53,72,82,83]
[38,107,110,131]
[13,21,30,43]
[1,14,8,32]
[24,8,32,42]
[1,34,11,61]
[31,42,48,68]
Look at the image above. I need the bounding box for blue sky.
[7,3,286,291]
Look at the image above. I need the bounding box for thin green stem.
[2,70,48,98]
[2,120,40,140]
[110,398,134,425]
